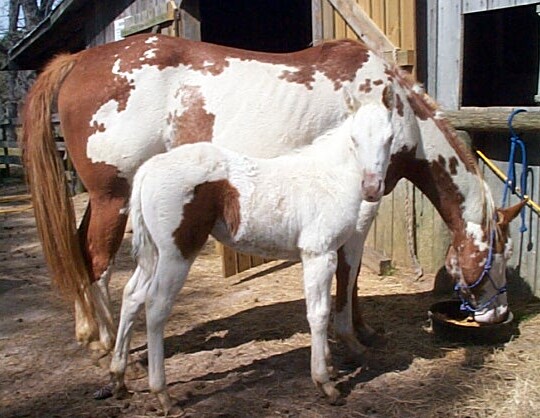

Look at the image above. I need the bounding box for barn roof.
[6,0,135,71]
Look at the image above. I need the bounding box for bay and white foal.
[109,91,398,413]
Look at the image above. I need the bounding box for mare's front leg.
[335,201,382,352]
[302,251,340,403]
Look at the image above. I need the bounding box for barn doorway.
[462,4,540,106]
[199,0,312,52]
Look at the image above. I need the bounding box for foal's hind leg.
[76,192,129,355]
[109,266,151,397]
[146,253,194,415]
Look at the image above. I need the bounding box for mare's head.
[348,84,397,202]
[446,199,527,324]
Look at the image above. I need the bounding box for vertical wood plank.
[312,0,324,44]
[384,0,401,46]
[435,0,462,108]
[236,252,252,274]
[219,244,238,277]
[400,0,416,51]
[334,11,347,39]
[357,0,371,15]
[371,0,386,33]
[374,192,394,258]
[426,0,438,96]
[391,180,412,267]
[322,0,335,39]
[415,191,434,271]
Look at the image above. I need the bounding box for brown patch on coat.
[449,156,459,175]
[90,121,106,134]
[170,85,216,146]
[115,35,371,90]
[395,93,404,117]
[173,180,241,259]
[358,79,372,93]
[386,149,466,234]
[373,79,384,86]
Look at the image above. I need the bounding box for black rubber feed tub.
[428,300,517,344]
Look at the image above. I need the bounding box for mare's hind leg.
[335,201,383,352]
[75,193,129,355]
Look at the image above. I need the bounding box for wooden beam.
[326,0,395,54]
[363,247,393,276]
[443,108,540,133]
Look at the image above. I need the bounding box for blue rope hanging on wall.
[502,109,528,233]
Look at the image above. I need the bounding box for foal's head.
[348,85,396,202]
[446,199,527,324]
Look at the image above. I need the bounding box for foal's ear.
[382,83,396,111]
[344,87,360,113]
[496,200,528,226]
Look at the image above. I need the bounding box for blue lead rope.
[502,109,528,233]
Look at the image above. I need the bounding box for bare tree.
[2,0,56,132]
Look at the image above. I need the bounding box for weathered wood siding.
[329,0,416,53]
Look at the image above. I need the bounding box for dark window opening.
[462,5,539,106]
[199,0,312,53]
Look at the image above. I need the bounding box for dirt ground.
[2,180,540,418]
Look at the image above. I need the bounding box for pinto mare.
[22,33,516,359]
[108,97,397,412]
[21,34,417,356]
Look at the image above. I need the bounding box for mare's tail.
[20,53,97,328]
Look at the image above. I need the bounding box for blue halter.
[453,226,506,313]
[455,110,529,314]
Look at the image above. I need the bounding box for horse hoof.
[126,360,148,381]
[93,383,113,400]
[365,332,387,348]
[357,329,387,348]
[157,391,183,417]
[327,365,338,379]
[321,382,341,405]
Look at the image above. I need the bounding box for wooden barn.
[6,0,540,294]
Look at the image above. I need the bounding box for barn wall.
[428,0,540,294]
[87,0,178,46]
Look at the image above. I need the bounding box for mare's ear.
[382,83,395,110]
[496,200,528,226]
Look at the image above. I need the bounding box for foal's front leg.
[301,251,340,403]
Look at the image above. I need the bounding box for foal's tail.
[130,164,158,276]
[20,53,96,324]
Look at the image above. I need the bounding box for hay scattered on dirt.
[2,182,540,418]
